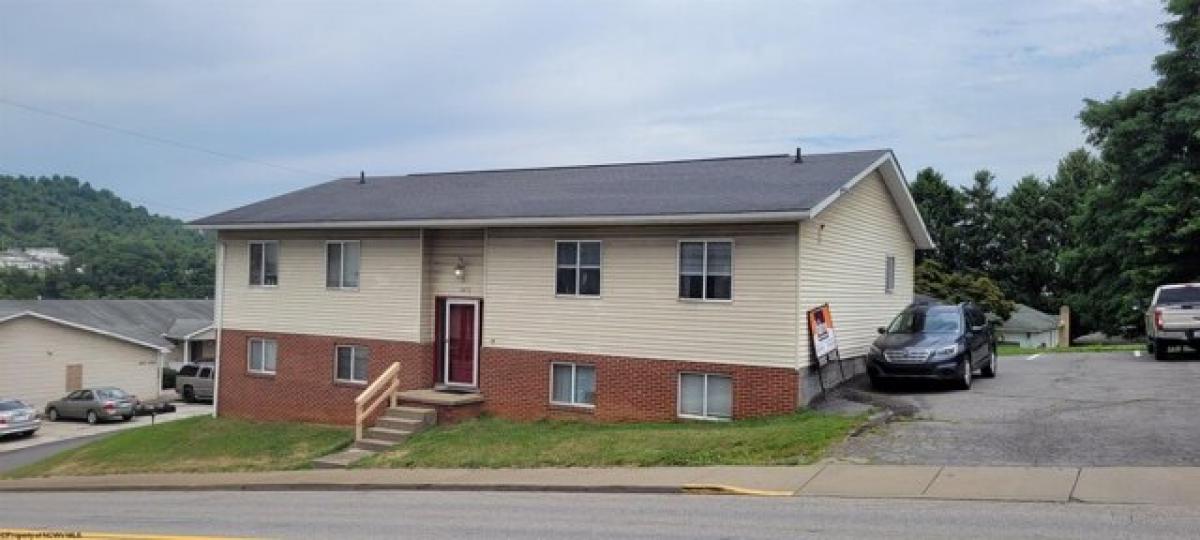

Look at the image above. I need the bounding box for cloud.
[0,0,1168,218]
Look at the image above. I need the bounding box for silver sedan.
[45,387,138,425]
[0,398,41,437]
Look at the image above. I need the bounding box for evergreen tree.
[995,175,1063,312]
[1062,0,1200,333]
[957,170,1002,275]
[909,167,966,267]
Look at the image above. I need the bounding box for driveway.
[0,402,212,473]
[836,350,1200,466]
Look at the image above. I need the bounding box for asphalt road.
[837,350,1200,466]
[0,432,108,473]
[2,490,1199,539]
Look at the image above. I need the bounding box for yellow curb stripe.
[681,484,794,497]
[0,528,253,539]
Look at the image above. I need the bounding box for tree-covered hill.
[0,175,214,299]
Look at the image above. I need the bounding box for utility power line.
[0,97,340,180]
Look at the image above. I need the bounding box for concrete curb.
[5,465,1200,506]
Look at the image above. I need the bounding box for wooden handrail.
[354,361,401,441]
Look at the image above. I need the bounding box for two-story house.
[190,149,932,427]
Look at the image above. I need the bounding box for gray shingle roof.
[999,304,1060,333]
[191,150,892,226]
[162,318,213,340]
[0,299,213,350]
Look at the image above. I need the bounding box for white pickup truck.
[1146,283,1200,360]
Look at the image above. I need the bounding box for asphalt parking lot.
[836,349,1200,466]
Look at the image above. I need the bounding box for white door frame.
[442,298,480,387]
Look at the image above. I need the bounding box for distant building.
[997,304,1063,348]
[0,247,69,271]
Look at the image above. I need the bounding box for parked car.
[175,362,215,403]
[1145,283,1200,360]
[0,398,40,438]
[44,387,138,424]
[866,303,997,390]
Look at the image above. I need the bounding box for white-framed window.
[555,241,601,296]
[326,241,361,289]
[334,345,369,383]
[247,338,277,374]
[248,241,279,286]
[678,240,733,300]
[884,255,896,294]
[678,372,732,420]
[550,362,596,407]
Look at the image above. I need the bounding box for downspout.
[156,349,165,400]
[212,240,227,418]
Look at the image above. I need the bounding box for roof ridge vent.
[794,147,803,163]
[359,171,366,185]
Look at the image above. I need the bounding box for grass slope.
[6,416,351,478]
[359,411,862,469]
[997,343,1142,356]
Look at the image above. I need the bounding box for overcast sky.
[0,0,1169,220]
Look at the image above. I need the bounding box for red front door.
[443,299,478,386]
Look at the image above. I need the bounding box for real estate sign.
[807,304,839,365]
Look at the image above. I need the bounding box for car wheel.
[981,349,997,378]
[957,358,972,390]
[21,430,35,437]
[182,386,195,403]
[122,415,133,421]
[47,408,59,422]
[86,410,99,425]
[1154,340,1169,361]
[1147,340,1156,354]
[869,375,890,391]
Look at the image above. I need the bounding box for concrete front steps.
[311,405,436,469]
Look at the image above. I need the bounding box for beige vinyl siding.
[0,317,161,409]
[419,229,485,342]
[798,171,916,365]
[484,223,798,367]
[219,230,421,342]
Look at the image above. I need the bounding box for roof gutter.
[187,210,813,231]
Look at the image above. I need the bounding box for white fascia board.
[186,210,812,231]
[806,152,936,250]
[0,311,171,352]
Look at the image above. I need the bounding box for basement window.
[550,362,596,407]
[678,373,732,420]
[335,345,369,383]
[247,338,277,375]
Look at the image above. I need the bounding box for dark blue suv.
[866,303,997,390]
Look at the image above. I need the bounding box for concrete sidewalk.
[3,464,1200,506]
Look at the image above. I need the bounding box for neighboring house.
[0,299,213,408]
[0,247,69,271]
[997,303,1062,348]
[191,149,933,425]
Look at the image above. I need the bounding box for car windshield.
[1159,286,1200,304]
[97,389,128,399]
[887,307,962,334]
[0,400,26,411]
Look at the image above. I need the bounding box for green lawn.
[358,411,862,469]
[5,416,352,479]
[997,343,1143,356]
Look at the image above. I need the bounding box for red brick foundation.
[480,347,799,422]
[217,329,799,425]
[217,329,431,424]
